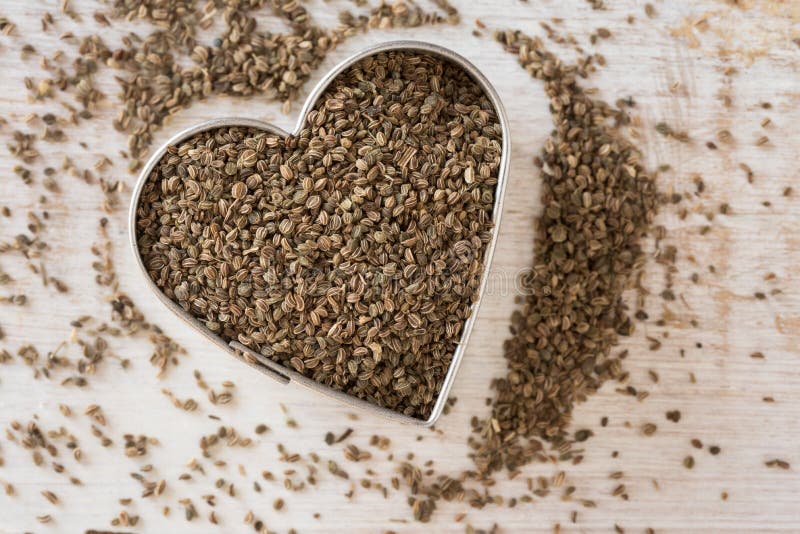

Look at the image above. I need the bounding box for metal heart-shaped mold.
[129,40,510,426]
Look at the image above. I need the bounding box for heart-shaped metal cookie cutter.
[129,40,510,426]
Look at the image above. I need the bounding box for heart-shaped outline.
[129,40,510,426]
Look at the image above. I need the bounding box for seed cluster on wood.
[468,30,660,476]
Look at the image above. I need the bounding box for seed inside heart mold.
[134,48,505,420]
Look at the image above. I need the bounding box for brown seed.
[666,410,681,423]
[231,182,247,199]
[717,129,733,144]
[765,459,790,470]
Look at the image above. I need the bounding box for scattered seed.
[765,459,790,470]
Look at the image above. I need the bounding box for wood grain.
[0,1,798,532]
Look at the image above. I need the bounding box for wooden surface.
[1,1,798,532]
